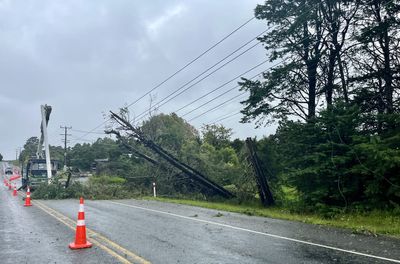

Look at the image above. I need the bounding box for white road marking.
[108,201,400,263]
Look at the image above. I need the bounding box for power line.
[133,41,264,124]
[125,16,256,110]
[132,2,335,124]
[73,16,257,143]
[179,67,267,118]
[181,1,388,124]
[176,59,286,122]
[73,2,323,139]
[71,129,107,135]
[73,0,387,141]
[208,112,242,124]
[70,135,95,143]
[189,92,246,122]
[71,121,108,143]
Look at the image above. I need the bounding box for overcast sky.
[0,0,277,160]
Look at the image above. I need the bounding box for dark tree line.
[240,0,400,210]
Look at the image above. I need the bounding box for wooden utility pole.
[109,111,234,198]
[245,138,274,206]
[60,126,72,171]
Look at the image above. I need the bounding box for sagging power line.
[73,16,257,143]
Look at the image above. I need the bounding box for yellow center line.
[35,200,151,264]
[33,201,132,264]
[17,192,151,264]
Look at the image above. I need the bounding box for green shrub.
[89,175,126,185]
[31,182,86,199]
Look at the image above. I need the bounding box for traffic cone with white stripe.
[13,185,17,196]
[69,197,92,249]
[24,186,32,207]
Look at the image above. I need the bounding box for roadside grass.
[143,196,400,238]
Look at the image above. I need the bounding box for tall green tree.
[240,0,325,124]
[350,0,400,132]
[141,113,198,154]
[239,0,400,210]
[319,0,358,105]
[19,137,39,163]
[201,124,232,149]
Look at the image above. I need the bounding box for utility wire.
[133,1,339,124]
[72,0,327,140]
[73,16,256,143]
[125,17,255,109]
[178,59,285,121]
[175,62,267,116]
[180,78,253,118]
[181,0,389,124]
[72,121,109,143]
[179,66,269,118]
[208,112,241,124]
[189,92,246,122]
[74,0,387,142]
[71,129,107,135]
[132,27,272,122]
[133,40,264,124]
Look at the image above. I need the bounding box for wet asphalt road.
[0,181,119,263]
[39,199,400,264]
[1,163,400,263]
[2,195,400,264]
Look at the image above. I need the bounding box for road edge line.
[108,200,400,264]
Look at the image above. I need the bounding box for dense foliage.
[23,115,254,201]
[238,0,400,211]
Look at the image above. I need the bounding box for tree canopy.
[238,0,400,211]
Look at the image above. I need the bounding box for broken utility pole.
[109,111,234,198]
[108,129,160,166]
[245,138,274,207]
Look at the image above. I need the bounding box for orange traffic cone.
[13,185,17,196]
[69,197,92,249]
[24,186,32,207]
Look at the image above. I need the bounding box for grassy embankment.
[144,196,400,238]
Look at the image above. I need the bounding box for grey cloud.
[0,0,273,159]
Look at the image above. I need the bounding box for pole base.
[69,241,92,250]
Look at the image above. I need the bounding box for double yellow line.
[18,192,150,264]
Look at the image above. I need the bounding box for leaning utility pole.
[60,126,72,171]
[245,138,274,207]
[109,111,234,198]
